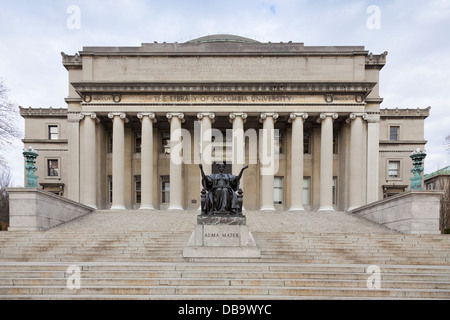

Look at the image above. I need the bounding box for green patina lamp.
[410,148,427,190]
[23,146,39,188]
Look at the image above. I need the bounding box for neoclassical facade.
[21,35,429,211]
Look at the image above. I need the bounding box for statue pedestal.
[183,215,261,258]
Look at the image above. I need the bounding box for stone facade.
[425,166,450,231]
[20,35,429,211]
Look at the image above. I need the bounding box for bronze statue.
[199,163,248,215]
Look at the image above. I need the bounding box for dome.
[186,34,260,44]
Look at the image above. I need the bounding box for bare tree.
[446,134,450,153]
[0,169,11,229]
[0,81,22,170]
[0,81,21,230]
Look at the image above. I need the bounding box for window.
[48,125,59,140]
[304,130,311,154]
[135,175,141,204]
[388,161,400,178]
[47,159,59,177]
[426,182,435,190]
[161,132,170,154]
[333,132,338,154]
[303,177,311,206]
[134,132,142,154]
[332,177,338,205]
[275,131,284,154]
[108,176,113,204]
[107,135,113,154]
[161,175,170,204]
[274,177,284,205]
[390,126,400,141]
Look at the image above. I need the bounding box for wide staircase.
[0,210,449,300]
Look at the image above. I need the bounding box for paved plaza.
[50,210,397,235]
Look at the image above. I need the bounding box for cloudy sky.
[1,0,449,186]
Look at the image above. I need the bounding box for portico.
[75,106,373,212]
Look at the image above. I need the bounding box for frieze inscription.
[149,95,294,103]
[85,94,365,105]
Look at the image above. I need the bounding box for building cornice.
[22,139,68,144]
[70,81,377,97]
[365,52,388,70]
[61,52,82,70]
[380,107,431,119]
[75,43,369,57]
[19,107,68,118]
[379,140,428,145]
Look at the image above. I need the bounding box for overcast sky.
[1,0,449,186]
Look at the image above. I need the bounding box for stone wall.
[350,190,444,234]
[7,188,94,231]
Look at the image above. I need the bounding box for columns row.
[79,111,367,211]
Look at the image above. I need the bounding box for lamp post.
[410,148,426,190]
[23,147,39,188]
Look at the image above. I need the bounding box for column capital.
[166,112,185,123]
[197,112,216,122]
[346,113,368,123]
[259,112,279,123]
[289,113,309,123]
[319,113,338,120]
[229,112,248,120]
[79,112,97,121]
[365,112,380,124]
[108,112,129,123]
[137,112,157,123]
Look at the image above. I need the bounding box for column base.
[289,207,306,212]
[110,205,126,210]
[168,205,184,211]
[318,206,335,212]
[260,206,276,212]
[139,205,155,210]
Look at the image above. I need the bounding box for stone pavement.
[50,210,397,235]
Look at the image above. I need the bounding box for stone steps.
[0,262,449,300]
[0,210,449,299]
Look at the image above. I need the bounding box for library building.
[21,34,429,212]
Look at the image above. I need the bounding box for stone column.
[108,112,128,210]
[289,113,309,211]
[347,113,367,211]
[230,113,247,210]
[318,113,338,212]
[259,113,278,211]
[366,113,380,203]
[229,112,247,173]
[197,113,216,175]
[167,113,185,211]
[80,113,97,209]
[137,113,157,210]
[67,113,81,202]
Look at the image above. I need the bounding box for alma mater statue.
[199,163,248,215]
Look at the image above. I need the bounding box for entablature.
[71,81,377,109]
